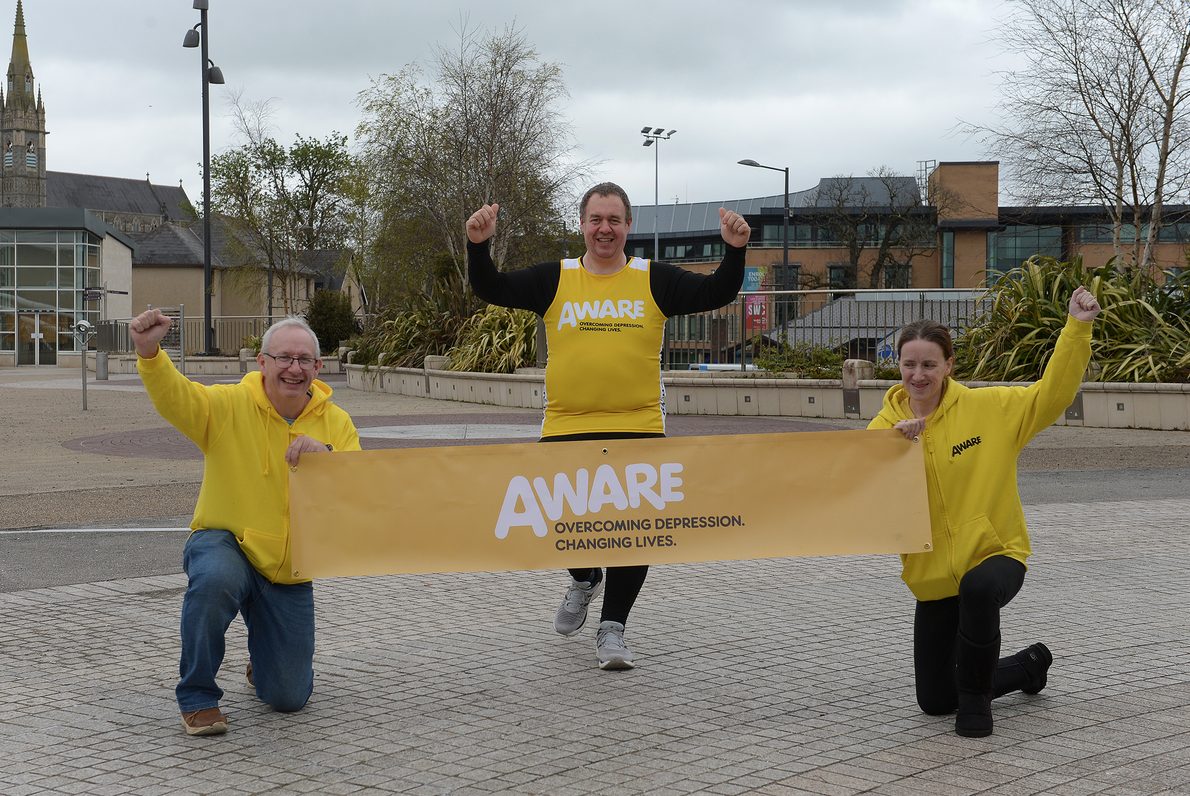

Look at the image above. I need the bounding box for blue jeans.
[177,529,315,713]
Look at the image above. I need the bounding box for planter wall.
[344,364,1190,431]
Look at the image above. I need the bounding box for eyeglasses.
[262,352,319,371]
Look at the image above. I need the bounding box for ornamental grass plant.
[955,256,1190,383]
[445,305,538,373]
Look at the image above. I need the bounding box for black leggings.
[913,555,1030,714]
[542,431,662,627]
[567,565,647,626]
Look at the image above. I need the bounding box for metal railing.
[664,288,989,370]
[97,315,273,356]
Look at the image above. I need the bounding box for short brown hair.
[579,182,632,224]
[896,319,953,359]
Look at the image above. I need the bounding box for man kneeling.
[131,310,360,735]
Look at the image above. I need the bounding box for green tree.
[210,97,357,315]
[304,289,358,355]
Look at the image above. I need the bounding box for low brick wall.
[345,365,1190,431]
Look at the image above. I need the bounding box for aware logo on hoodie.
[952,435,982,457]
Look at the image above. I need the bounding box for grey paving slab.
[1,496,1188,794]
[4,366,1190,793]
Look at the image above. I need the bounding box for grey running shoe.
[553,575,604,636]
[595,621,636,670]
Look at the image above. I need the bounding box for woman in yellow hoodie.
[869,286,1101,737]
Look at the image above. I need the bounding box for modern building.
[629,161,1189,366]
[629,161,1190,291]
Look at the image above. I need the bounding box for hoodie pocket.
[951,514,1005,575]
[239,525,289,582]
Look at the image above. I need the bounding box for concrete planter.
[344,364,1190,431]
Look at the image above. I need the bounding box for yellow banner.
[288,429,930,579]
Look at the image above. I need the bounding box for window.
[1158,222,1190,243]
[700,242,725,259]
[884,265,911,289]
[987,225,1062,278]
[828,263,856,289]
[941,230,954,288]
[772,264,800,290]
[663,244,697,260]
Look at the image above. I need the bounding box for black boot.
[955,632,999,738]
[993,642,1053,698]
[1018,643,1052,695]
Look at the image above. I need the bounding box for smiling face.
[257,325,322,415]
[898,338,953,416]
[580,193,632,270]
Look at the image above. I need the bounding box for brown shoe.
[246,662,254,687]
[181,707,229,736]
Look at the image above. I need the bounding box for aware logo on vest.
[557,299,645,330]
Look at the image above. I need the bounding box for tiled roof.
[46,171,193,221]
[128,221,207,267]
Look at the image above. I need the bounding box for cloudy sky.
[24,0,1019,211]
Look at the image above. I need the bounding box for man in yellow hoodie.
[131,309,361,736]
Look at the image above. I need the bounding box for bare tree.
[810,168,941,289]
[969,0,1190,268]
[355,22,591,301]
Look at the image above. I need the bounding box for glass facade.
[1079,221,1190,243]
[0,230,102,364]
[987,225,1063,280]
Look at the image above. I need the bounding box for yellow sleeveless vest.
[540,257,667,436]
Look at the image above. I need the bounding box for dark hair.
[896,319,953,359]
[579,182,632,224]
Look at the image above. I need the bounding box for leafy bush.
[955,256,1190,383]
[241,334,262,353]
[754,341,845,378]
[350,274,475,367]
[446,305,538,373]
[304,290,359,355]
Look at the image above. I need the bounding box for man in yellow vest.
[131,310,360,735]
[467,183,750,669]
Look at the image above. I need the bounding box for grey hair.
[261,316,322,356]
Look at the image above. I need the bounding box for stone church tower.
[0,0,45,207]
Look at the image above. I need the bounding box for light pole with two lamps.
[641,127,676,262]
[183,0,225,355]
[642,126,675,366]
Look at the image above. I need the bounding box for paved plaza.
[2,366,1190,795]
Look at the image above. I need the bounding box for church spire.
[0,0,47,207]
[6,0,34,110]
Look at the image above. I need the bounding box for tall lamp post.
[183,0,225,355]
[641,127,676,262]
[641,126,675,367]
[738,159,790,335]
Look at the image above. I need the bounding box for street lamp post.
[641,127,676,262]
[183,0,225,356]
[738,159,790,336]
[642,127,675,367]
